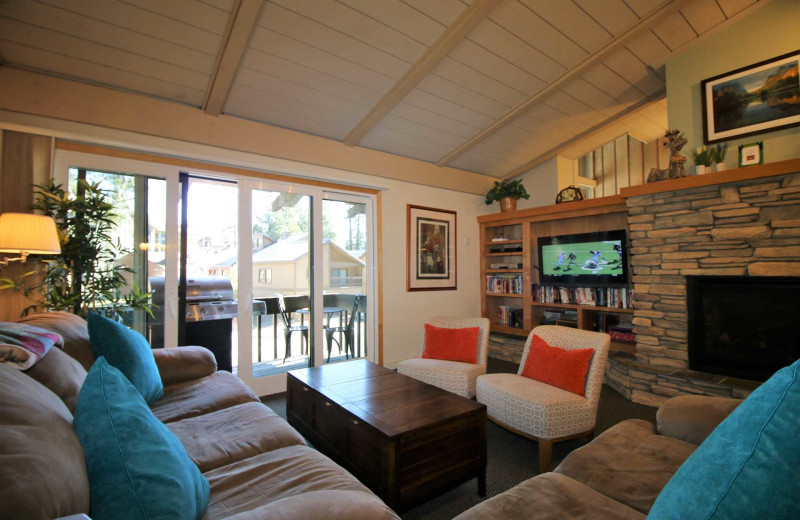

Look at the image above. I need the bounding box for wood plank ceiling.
[0,0,765,179]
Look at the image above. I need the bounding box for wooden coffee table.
[287,359,486,511]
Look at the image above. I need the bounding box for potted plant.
[1,179,153,321]
[485,179,530,213]
[709,143,729,172]
[692,146,712,175]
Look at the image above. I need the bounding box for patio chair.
[397,316,490,398]
[476,325,610,473]
[278,295,308,362]
[324,294,362,362]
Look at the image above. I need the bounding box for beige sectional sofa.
[454,393,742,519]
[0,312,399,520]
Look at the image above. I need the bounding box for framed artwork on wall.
[406,205,457,291]
[701,50,800,144]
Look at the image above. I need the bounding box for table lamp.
[0,212,62,268]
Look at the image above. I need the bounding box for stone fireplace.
[606,166,800,406]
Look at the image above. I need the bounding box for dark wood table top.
[289,359,485,438]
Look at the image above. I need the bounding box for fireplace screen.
[687,276,800,382]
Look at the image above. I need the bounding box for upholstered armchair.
[476,325,610,473]
[397,316,490,398]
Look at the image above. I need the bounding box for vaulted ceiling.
[0,0,765,180]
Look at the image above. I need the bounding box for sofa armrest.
[152,346,217,387]
[656,394,743,445]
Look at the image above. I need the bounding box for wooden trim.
[55,141,381,195]
[342,0,502,146]
[502,91,666,179]
[619,159,800,198]
[377,191,384,366]
[436,0,695,167]
[477,195,627,224]
[203,0,264,115]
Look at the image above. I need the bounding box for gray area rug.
[261,358,656,520]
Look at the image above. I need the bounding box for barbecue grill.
[148,276,267,372]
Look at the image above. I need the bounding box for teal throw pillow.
[648,358,800,519]
[87,312,163,404]
[74,358,209,520]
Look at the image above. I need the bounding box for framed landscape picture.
[406,205,456,291]
[701,50,800,144]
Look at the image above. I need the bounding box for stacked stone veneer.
[608,171,800,406]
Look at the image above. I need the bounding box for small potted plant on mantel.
[485,179,530,213]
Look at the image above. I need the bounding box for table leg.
[257,315,262,362]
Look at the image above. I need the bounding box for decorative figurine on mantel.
[646,129,689,183]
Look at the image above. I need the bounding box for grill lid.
[150,276,234,305]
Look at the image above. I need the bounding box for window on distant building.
[258,268,272,284]
[331,268,347,287]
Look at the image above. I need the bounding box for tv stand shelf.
[478,197,632,353]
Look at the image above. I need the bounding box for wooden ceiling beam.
[203,0,264,116]
[435,0,697,167]
[502,90,666,179]
[342,0,502,146]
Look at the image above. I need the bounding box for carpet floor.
[260,358,656,520]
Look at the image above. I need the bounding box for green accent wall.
[666,0,800,172]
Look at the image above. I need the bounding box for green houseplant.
[692,145,713,175]
[485,179,530,213]
[1,179,153,320]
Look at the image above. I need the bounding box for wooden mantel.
[619,158,800,198]
[478,159,800,224]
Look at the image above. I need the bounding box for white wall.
[511,157,560,210]
[380,180,485,367]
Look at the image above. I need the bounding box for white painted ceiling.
[0,0,762,178]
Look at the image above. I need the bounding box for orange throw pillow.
[520,334,594,396]
[422,324,480,364]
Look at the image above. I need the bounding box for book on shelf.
[497,305,522,327]
[486,274,524,294]
[532,284,633,309]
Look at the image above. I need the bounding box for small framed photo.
[739,142,764,167]
[406,205,457,291]
[701,50,800,144]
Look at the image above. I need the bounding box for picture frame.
[406,205,457,291]
[701,50,800,144]
[739,142,764,167]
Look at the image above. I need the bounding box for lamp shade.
[0,213,62,255]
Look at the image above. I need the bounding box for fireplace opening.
[687,276,800,382]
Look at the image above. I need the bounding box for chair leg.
[325,330,334,362]
[538,439,553,474]
[283,330,292,362]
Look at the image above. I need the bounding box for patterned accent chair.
[476,325,610,473]
[397,317,490,399]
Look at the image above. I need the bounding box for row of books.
[532,285,633,309]
[486,274,524,295]
[497,306,523,328]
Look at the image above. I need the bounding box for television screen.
[537,230,628,286]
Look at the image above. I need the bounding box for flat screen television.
[537,229,628,287]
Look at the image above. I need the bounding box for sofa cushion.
[151,370,259,423]
[554,418,696,514]
[26,346,87,413]
[87,313,163,404]
[74,358,209,520]
[202,444,383,520]
[648,359,800,520]
[452,472,645,520]
[222,490,400,520]
[18,311,95,370]
[167,402,306,472]
[0,365,90,520]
